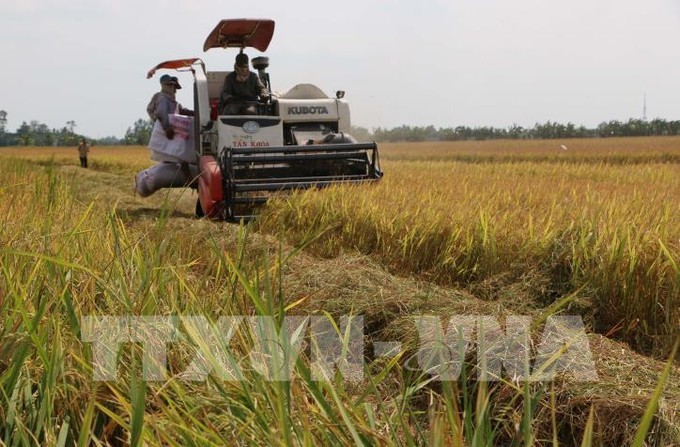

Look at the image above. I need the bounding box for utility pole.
[642,93,647,122]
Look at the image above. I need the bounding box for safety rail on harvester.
[219,142,382,221]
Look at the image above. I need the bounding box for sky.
[2,0,680,139]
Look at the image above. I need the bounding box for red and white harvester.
[146,18,382,221]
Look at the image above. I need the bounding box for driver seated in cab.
[220,52,269,115]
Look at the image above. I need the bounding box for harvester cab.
[146,18,382,221]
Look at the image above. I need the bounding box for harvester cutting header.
[144,18,382,221]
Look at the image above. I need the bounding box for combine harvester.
[147,19,382,221]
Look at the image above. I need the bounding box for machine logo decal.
[287,106,329,115]
[242,121,260,133]
[232,136,270,148]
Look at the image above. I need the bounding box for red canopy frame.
[203,19,275,52]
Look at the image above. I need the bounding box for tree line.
[362,118,680,142]
[0,112,153,147]
[2,109,680,147]
[0,111,113,147]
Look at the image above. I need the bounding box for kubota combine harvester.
[146,18,382,221]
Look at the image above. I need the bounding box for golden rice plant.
[2,140,679,445]
[258,142,680,356]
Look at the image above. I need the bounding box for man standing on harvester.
[220,52,269,115]
[135,74,197,198]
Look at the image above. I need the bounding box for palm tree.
[66,120,76,134]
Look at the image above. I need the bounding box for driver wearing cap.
[220,52,269,115]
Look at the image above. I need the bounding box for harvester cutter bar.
[220,141,382,221]
[234,178,379,192]
[234,174,371,184]
[230,142,377,155]
[234,152,368,164]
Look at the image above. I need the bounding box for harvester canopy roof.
[146,58,203,79]
[203,19,275,52]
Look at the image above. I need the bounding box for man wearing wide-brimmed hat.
[136,74,198,198]
[146,74,193,139]
[220,52,269,115]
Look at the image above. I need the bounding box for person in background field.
[220,52,269,115]
[77,139,90,168]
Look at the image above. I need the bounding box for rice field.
[1,138,679,446]
[259,138,680,356]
